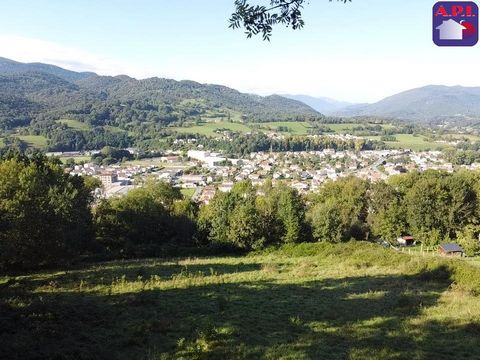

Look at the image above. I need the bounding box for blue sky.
[0,0,479,102]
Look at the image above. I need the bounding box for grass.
[170,121,252,137]
[2,242,480,359]
[59,156,92,164]
[16,135,48,148]
[104,125,127,134]
[56,119,91,131]
[365,134,445,151]
[180,188,196,198]
[169,121,398,138]
[251,121,312,135]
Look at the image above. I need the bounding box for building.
[438,243,464,257]
[397,236,415,247]
[99,172,118,186]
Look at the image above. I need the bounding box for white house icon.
[436,19,466,40]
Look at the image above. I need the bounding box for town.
[60,144,471,203]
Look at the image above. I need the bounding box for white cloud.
[0,34,154,78]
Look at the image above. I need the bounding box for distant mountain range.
[0,57,321,127]
[282,94,353,115]
[2,57,480,131]
[333,85,480,124]
[0,57,96,82]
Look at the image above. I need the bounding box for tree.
[0,154,95,270]
[94,180,196,257]
[309,198,343,242]
[229,0,351,40]
[308,176,369,242]
[368,182,407,243]
[456,225,480,257]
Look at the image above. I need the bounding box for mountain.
[0,58,320,122]
[282,94,353,115]
[0,57,96,82]
[334,85,480,124]
[0,58,323,151]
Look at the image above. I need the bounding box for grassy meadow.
[2,242,480,359]
[170,121,252,137]
[168,121,387,138]
[16,135,48,148]
[57,119,91,131]
[364,134,445,151]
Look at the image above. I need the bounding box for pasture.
[56,119,91,131]
[16,135,48,148]
[2,242,480,359]
[365,134,445,151]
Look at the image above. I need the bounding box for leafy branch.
[229,0,351,41]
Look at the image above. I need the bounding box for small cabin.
[438,243,464,257]
[397,236,415,247]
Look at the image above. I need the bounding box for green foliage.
[0,68,321,151]
[308,176,369,242]
[200,180,307,250]
[94,179,197,258]
[92,146,133,165]
[229,0,350,40]
[0,154,94,270]
[456,225,480,257]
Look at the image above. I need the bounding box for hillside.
[283,94,353,115]
[0,57,324,151]
[0,57,95,82]
[0,57,321,128]
[2,242,480,359]
[335,85,480,124]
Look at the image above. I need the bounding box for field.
[169,121,401,138]
[59,155,92,164]
[180,188,196,198]
[16,135,48,148]
[251,121,312,135]
[170,121,252,137]
[56,119,91,131]
[2,242,480,359]
[365,134,445,151]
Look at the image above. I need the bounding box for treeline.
[2,154,480,271]
[443,141,480,165]
[175,132,387,157]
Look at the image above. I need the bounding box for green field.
[252,121,312,135]
[365,134,445,151]
[169,121,398,138]
[170,121,252,137]
[59,156,92,164]
[180,188,196,198]
[105,125,128,134]
[57,119,91,131]
[2,242,480,359]
[16,135,48,148]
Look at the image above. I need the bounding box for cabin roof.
[439,243,464,253]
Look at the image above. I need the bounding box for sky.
[0,0,479,103]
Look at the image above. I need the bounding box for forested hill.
[0,57,321,133]
[0,57,95,82]
[334,85,480,125]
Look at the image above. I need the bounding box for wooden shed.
[397,236,415,247]
[438,243,464,257]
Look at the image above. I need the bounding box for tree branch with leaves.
[229,0,351,41]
